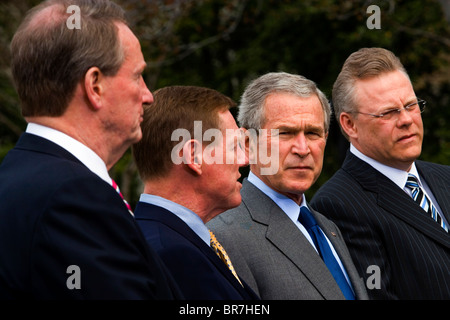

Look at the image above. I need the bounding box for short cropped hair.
[332,47,409,139]
[11,0,127,117]
[237,72,331,133]
[133,86,236,181]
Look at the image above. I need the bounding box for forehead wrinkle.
[262,92,325,130]
[270,107,324,129]
[355,70,416,113]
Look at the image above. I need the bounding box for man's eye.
[307,131,323,139]
[405,102,418,111]
[381,109,399,117]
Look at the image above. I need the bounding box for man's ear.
[243,128,259,164]
[240,128,251,165]
[182,139,203,175]
[84,66,104,110]
[340,112,358,139]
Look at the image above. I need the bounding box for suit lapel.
[311,206,367,299]
[16,133,84,165]
[241,180,344,299]
[135,202,255,297]
[343,152,449,248]
[416,160,450,223]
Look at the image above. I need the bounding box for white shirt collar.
[247,171,329,256]
[350,143,420,190]
[247,170,307,221]
[26,123,111,185]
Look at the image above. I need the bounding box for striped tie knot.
[405,174,422,206]
[406,174,419,188]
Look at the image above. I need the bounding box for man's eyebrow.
[379,97,418,111]
[276,124,299,130]
[277,124,324,132]
[136,62,148,73]
[306,124,325,132]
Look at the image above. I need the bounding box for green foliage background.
[1,0,449,206]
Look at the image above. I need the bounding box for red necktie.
[111,179,134,216]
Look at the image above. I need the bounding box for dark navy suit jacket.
[311,151,450,299]
[0,133,182,299]
[134,202,260,300]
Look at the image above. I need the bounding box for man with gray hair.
[207,72,368,300]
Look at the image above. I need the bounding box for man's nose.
[141,78,154,105]
[292,132,310,157]
[396,107,414,127]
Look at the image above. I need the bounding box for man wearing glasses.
[311,47,450,299]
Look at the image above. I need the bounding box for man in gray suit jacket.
[208,72,368,300]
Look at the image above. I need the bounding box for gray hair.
[237,72,331,132]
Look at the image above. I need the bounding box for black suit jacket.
[134,202,259,300]
[311,151,450,299]
[0,133,182,299]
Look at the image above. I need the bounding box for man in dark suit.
[311,47,450,299]
[0,0,181,299]
[207,72,368,300]
[132,86,259,300]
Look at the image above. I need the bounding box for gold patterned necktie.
[209,230,242,286]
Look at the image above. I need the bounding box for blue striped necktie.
[298,206,355,300]
[405,173,448,232]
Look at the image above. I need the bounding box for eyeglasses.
[354,99,426,121]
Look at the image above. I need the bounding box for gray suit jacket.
[207,179,369,300]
